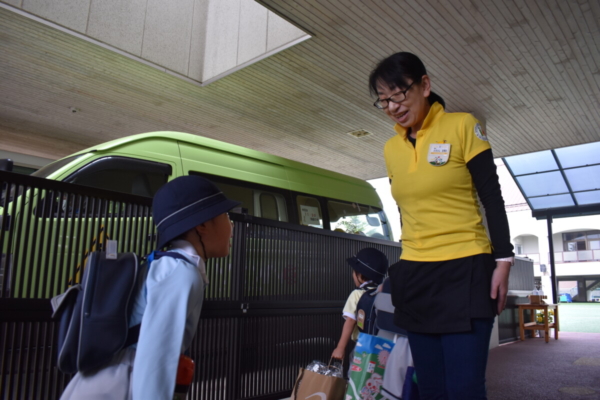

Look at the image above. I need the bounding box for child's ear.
[195,222,209,235]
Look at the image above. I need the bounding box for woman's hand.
[490,261,511,314]
[331,346,345,361]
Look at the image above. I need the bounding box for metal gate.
[0,171,402,400]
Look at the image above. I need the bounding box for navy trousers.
[407,318,494,400]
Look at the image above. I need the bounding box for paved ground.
[288,305,600,399]
[487,331,600,399]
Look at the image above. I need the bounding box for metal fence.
[0,171,402,400]
[498,256,535,343]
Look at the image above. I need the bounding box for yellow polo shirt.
[384,102,492,261]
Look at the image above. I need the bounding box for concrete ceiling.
[1,1,599,180]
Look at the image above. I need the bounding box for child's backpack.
[355,284,379,335]
[373,274,415,400]
[373,277,407,338]
[50,250,187,374]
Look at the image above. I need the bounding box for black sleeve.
[466,149,514,259]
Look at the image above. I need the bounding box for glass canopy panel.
[504,151,558,175]
[564,166,600,191]
[516,171,568,197]
[555,142,600,168]
[574,190,600,205]
[529,194,574,210]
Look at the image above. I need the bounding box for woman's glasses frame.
[373,81,415,110]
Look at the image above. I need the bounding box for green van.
[1,131,393,298]
[30,131,392,240]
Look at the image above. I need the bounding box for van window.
[31,154,84,178]
[328,200,389,239]
[258,192,288,222]
[215,182,254,215]
[64,157,171,197]
[297,195,323,229]
[191,173,289,222]
[260,193,278,220]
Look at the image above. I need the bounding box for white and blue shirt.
[130,240,207,400]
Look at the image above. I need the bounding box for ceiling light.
[347,129,372,138]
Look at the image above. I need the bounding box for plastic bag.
[346,333,395,400]
[291,360,347,400]
[305,359,344,378]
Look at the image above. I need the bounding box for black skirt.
[388,253,497,334]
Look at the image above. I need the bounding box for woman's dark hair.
[369,52,445,108]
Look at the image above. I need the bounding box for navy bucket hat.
[347,247,388,284]
[152,175,241,248]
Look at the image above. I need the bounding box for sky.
[368,177,401,241]
[367,159,528,242]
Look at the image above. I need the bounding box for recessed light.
[347,129,372,138]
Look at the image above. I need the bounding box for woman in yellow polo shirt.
[369,52,514,400]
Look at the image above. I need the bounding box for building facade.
[498,160,600,303]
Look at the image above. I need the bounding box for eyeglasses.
[373,82,415,109]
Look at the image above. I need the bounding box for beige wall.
[1,0,309,84]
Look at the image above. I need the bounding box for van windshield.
[328,200,391,240]
[31,154,84,178]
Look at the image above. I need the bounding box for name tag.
[357,309,365,329]
[428,143,451,166]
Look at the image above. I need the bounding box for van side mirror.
[0,159,13,172]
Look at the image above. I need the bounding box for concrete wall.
[555,261,600,277]
[507,210,600,298]
[552,232,564,251]
[514,234,539,254]
[0,149,53,168]
[1,0,310,84]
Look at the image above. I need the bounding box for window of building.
[563,230,600,252]
[515,244,524,255]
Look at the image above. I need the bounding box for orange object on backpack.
[174,355,195,400]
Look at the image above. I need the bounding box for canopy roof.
[503,141,600,220]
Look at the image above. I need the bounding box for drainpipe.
[547,216,558,304]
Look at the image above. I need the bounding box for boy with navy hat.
[331,247,388,362]
[60,175,240,400]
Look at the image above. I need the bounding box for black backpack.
[51,250,187,374]
[355,285,379,335]
[356,279,409,337]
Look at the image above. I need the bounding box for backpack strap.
[153,251,190,263]
[126,251,191,346]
